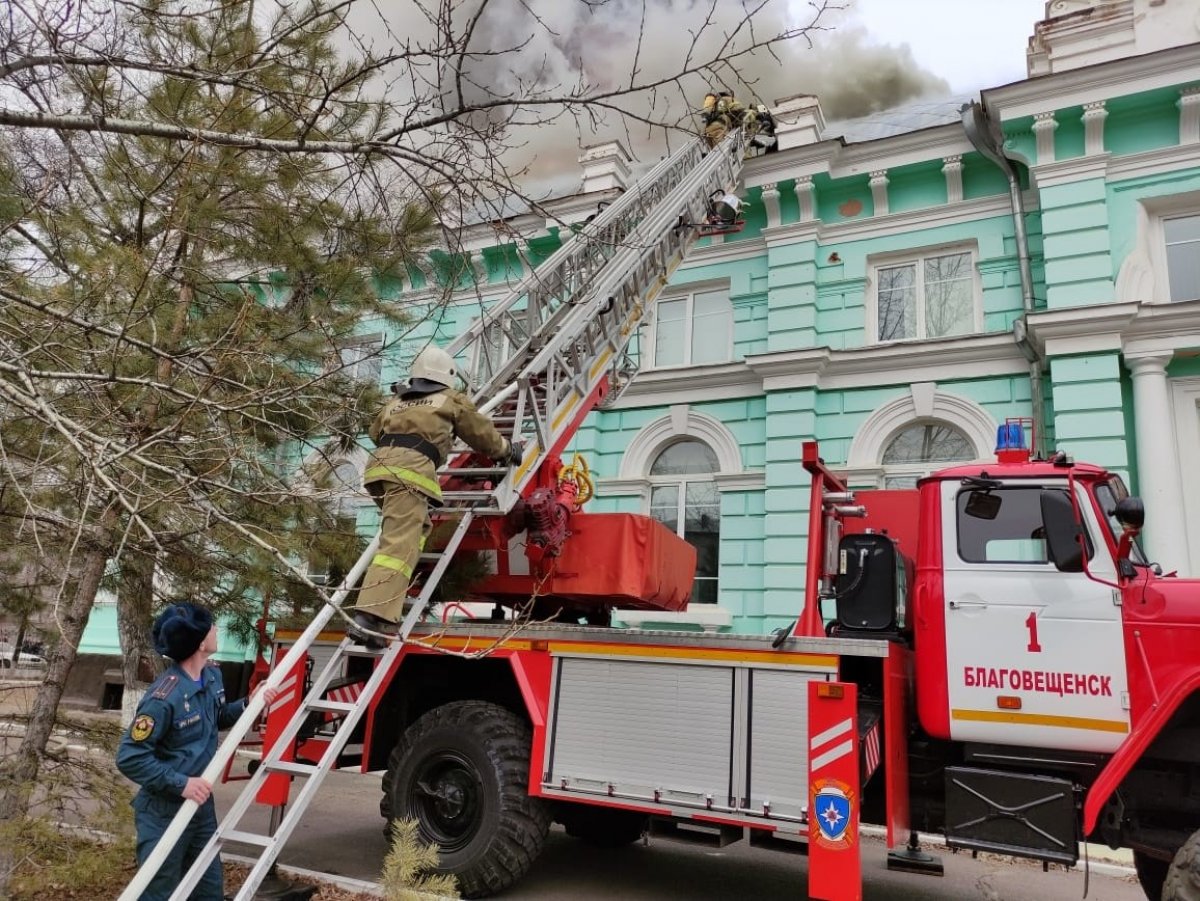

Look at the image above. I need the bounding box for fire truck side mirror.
[1114,496,1145,530]
[1039,489,1085,573]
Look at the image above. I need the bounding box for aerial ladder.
[120,128,749,901]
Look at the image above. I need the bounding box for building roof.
[826,95,973,144]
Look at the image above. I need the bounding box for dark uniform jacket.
[116,663,246,809]
[364,388,510,500]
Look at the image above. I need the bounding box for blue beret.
[152,603,213,662]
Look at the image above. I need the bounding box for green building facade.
[79,0,1200,656]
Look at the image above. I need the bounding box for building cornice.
[984,43,1200,120]
[742,140,842,187]
[611,361,762,408]
[1026,302,1138,357]
[1032,153,1112,188]
[1027,299,1200,357]
[1106,142,1200,182]
[745,332,1030,391]
[679,236,767,268]
[833,124,976,177]
[742,124,976,191]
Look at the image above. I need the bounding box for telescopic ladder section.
[120,129,747,901]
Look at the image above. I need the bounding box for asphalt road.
[215,769,1149,901]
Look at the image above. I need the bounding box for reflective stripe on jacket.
[364,388,509,500]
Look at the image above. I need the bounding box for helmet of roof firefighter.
[702,92,718,111]
[410,345,458,388]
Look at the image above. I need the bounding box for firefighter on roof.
[116,603,278,901]
[350,345,522,648]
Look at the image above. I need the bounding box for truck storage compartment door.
[544,657,734,809]
[745,669,825,822]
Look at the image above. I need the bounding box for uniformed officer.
[350,345,522,648]
[117,603,278,900]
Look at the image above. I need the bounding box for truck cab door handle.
[949,600,988,610]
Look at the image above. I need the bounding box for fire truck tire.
[1135,850,1169,901]
[381,701,550,898]
[558,805,648,848]
[1163,829,1200,901]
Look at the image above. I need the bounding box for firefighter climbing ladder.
[120,129,748,901]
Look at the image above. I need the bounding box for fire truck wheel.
[1164,829,1200,901]
[1135,850,1169,901]
[558,804,648,848]
[382,700,551,898]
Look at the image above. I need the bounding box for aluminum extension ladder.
[119,128,747,901]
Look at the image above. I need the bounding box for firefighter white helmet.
[410,346,458,388]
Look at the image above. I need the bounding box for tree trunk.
[0,524,112,891]
[8,617,25,667]
[116,550,163,727]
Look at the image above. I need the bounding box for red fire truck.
[253,425,1199,901]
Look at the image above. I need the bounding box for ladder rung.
[221,829,272,848]
[305,699,356,715]
[418,552,444,562]
[440,492,497,504]
[263,759,319,777]
[342,644,385,657]
[442,467,508,477]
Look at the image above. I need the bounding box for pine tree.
[0,0,433,846]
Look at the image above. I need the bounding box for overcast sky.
[828,0,1052,94]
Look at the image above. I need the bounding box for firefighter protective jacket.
[364,388,510,500]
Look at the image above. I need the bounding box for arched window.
[882,422,974,488]
[648,439,720,603]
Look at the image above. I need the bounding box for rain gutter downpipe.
[962,99,1046,456]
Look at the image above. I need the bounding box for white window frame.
[865,242,983,345]
[335,333,384,384]
[1121,191,1200,305]
[1160,209,1200,303]
[649,280,733,369]
[646,439,721,604]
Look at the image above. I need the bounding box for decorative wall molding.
[1083,101,1108,156]
[1031,152,1111,189]
[942,155,964,204]
[1033,112,1059,164]
[760,183,782,228]
[869,170,890,216]
[746,333,1030,392]
[845,388,997,475]
[762,193,1024,246]
[612,361,761,408]
[794,176,815,222]
[617,409,745,479]
[1027,298,1200,358]
[713,471,767,492]
[984,42,1200,120]
[1180,86,1200,145]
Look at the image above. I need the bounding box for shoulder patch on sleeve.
[130,714,155,742]
[150,674,179,700]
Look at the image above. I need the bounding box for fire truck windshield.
[1094,478,1148,565]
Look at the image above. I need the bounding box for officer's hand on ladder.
[181,776,212,805]
[503,439,526,466]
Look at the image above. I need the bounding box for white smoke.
[344,0,950,194]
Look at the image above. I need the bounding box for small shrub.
[380,818,459,900]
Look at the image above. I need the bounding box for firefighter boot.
[348,611,398,651]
